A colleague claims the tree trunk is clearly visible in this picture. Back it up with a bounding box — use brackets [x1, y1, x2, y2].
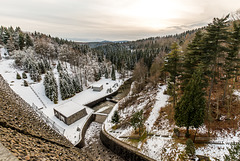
[194, 128, 198, 143]
[186, 126, 190, 138]
[222, 79, 228, 103]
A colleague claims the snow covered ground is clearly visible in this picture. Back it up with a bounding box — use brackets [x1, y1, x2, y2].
[0, 47, 125, 144]
[104, 82, 240, 160]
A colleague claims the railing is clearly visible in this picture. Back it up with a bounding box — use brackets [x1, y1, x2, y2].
[32, 103, 65, 135]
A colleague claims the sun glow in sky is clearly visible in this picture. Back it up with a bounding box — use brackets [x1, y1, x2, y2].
[0, 0, 239, 41]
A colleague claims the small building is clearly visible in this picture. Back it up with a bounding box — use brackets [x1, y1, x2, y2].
[92, 84, 103, 92]
[54, 101, 87, 125]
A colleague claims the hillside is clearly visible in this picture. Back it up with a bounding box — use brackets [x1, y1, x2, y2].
[0, 74, 90, 160]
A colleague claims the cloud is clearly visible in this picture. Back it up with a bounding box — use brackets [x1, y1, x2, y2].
[0, 0, 239, 41]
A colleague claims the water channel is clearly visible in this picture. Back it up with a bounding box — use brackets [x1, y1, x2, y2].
[81, 79, 132, 160]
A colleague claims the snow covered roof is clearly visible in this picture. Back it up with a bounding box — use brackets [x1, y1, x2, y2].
[92, 84, 103, 88]
[54, 101, 87, 117]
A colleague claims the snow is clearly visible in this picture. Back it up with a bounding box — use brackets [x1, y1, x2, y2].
[0, 48, 126, 145]
[54, 101, 86, 117]
[144, 85, 169, 132]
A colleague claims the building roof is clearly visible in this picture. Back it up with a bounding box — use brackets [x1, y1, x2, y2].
[92, 84, 103, 88]
[54, 101, 87, 117]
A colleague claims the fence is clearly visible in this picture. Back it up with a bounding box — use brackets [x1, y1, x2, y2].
[32, 103, 65, 135]
[0, 74, 65, 137]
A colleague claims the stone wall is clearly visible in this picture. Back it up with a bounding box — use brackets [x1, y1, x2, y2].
[100, 125, 155, 161]
[0, 75, 91, 160]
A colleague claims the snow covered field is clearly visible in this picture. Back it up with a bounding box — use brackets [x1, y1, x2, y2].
[0, 47, 125, 144]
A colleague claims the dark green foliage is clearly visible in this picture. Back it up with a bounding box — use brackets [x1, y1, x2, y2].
[164, 42, 181, 108]
[25, 34, 33, 47]
[16, 72, 21, 79]
[18, 32, 25, 50]
[131, 110, 144, 136]
[23, 80, 28, 87]
[59, 71, 76, 100]
[185, 139, 195, 157]
[44, 71, 58, 104]
[22, 72, 27, 79]
[94, 68, 101, 81]
[72, 75, 82, 93]
[57, 61, 63, 72]
[111, 65, 116, 80]
[175, 68, 206, 136]
[224, 142, 240, 161]
[105, 67, 109, 79]
[182, 31, 206, 89]
[111, 111, 119, 124]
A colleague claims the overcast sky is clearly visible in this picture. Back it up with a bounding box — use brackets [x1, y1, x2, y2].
[0, 0, 239, 41]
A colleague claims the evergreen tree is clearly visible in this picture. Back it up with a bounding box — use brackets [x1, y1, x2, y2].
[25, 34, 33, 48]
[222, 22, 240, 116]
[23, 80, 28, 87]
[131, 110, 144, 136]
[105, 67, 109, 79]
[16, 72, 21, 79]
[57, 61, 63, 72]
[18, 32, 25, 50]
[204, 15, 230, 117]
[44, 71, 58, 104]
[111, 111, 119, 125]
[22, 72, 27, 79]
[164, 42, 181, 108]
[111, 65, 116, 80]
[175, 67, 206, 137]
[59, 71, 75, 100]
[72, 75, 82, 93]
[224, 142, 240, 161]
[185, 139, 195, 157]
[182, 31, 206, 90]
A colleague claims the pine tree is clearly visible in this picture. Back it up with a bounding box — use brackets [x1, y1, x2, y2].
[44, 71, 58, 103]
[175, 67, 206, 137]
[25, 34, 33, 48]
[23, 80, 28, 87]
[182, 31, 206, 90]
[18, 32, 25, 50]
[204, 15, 230, 118]
[111, 65, 116, 80]
[111, 111, 119, 125]
[164, 42, 181, 108]
[22, 72, 27, 79]
[105, 67, 109, 79]
[185, 139, 195, 157]
[222, 22, 240, 116]
[16, 72, 21, 79]
[131, 110, 144, 136]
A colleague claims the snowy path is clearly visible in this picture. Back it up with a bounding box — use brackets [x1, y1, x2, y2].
[144, 85, 169, 132]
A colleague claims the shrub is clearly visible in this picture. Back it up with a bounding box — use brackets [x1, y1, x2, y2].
[22, 72, 27, 79]
[16, 72, 21, 79]
[24, 80, 28, 87]
[185, 139, 195, 157]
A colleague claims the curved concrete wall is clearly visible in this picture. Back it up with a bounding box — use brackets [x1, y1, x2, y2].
[100, 126, 155, 161]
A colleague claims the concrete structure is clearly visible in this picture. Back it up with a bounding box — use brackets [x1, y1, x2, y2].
[92, 84, 103, 92]
[54, 101, 87, 125]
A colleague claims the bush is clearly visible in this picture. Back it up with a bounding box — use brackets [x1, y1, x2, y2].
[185, 139, 195, 157]
[22, 72, 27, 79]
[16, 72, 21, 79]
[111, 111, 119, 124]
[224, 142, 240, 161]
[24, 80, 28, 87]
